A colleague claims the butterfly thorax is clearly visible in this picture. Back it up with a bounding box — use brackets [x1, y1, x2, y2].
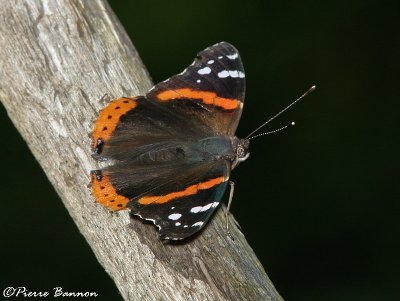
[194, 136, 249, 168]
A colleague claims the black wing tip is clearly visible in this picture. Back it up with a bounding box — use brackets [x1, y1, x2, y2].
[159, 232, 199, 243]
[214, 41, 235, 48]
[199, 41, 239, 55]
[208, 41, 238, 52]
[130, 211, 203, 242]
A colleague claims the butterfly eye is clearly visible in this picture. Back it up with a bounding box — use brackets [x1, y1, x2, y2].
[237, 146, 245, 158]
[235, 142, 250, 164]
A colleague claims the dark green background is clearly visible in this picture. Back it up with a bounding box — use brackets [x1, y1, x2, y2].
[1, 0, 399, 300]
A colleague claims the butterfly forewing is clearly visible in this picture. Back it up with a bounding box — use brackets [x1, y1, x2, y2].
[146, 41, 245, 136]
[129, 161, 230, 240]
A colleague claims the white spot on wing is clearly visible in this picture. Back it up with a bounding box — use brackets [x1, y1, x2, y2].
[218, 70, 229, 78]
[190, 203, 214, 213]
[218, 70, 245, 78]
[218, 56, 223, 59]
[201, 203, 212, 212]
[212, 202, 219, 208]
[135, 213, 160, 229]
[229, 70, 239, 77]
[175, 222, 181, 226]
[190, 206, 202, 213]
[168, 213, 182, 220]
[198, 67, 212, 74]
[207, 60, 214, 64]
[192, 221, 204, 227]
[227, 53, 238, 59]
[196, 79, 201, 83]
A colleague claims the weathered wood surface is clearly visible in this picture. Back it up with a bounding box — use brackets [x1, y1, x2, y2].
[0, 1, 284, 300]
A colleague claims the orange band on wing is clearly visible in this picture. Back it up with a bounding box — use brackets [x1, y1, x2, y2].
[91, 172, 129, 211]
[92, 97, 137, 150]
[138, 176, 225, 205]
[157, 88, 239, 110]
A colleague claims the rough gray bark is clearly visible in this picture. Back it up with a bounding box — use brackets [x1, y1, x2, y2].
[0, 1, 284, 300]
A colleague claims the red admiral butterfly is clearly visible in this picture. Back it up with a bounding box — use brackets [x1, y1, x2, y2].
[90, 42, 314, 241]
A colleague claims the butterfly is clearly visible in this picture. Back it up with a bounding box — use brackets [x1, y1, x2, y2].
[90, 42, 249, 241]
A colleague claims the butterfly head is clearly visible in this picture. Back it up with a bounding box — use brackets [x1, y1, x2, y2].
[232, 138, 250, 169]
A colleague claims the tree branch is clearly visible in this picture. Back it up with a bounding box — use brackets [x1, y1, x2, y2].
[0, 1, 283, 300]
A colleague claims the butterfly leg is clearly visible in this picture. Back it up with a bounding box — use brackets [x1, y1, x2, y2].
[225, 181, 235, 239]
[98, 93, 111, 104]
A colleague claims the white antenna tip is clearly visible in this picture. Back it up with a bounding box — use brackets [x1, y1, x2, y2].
[291, 121, 295, 126]
[245, 84, 316, 139]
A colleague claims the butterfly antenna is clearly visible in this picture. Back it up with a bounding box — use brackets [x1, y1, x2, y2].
[248, 121, 295, 140]
[245, 85, 316, 139]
